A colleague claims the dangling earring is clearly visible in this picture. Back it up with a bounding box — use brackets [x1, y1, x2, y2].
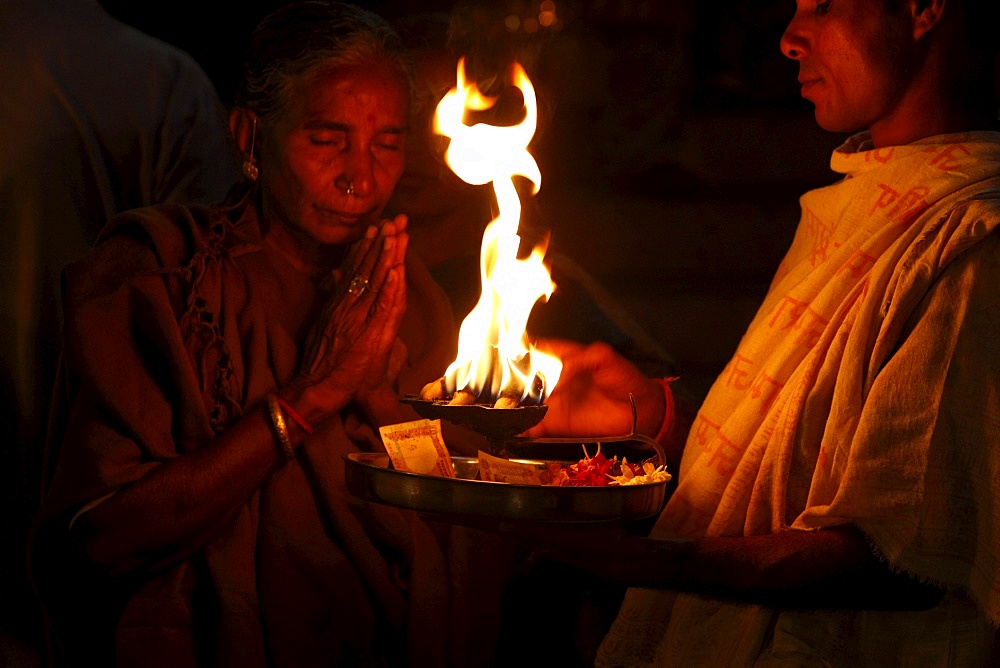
[242, 117, 259, 182]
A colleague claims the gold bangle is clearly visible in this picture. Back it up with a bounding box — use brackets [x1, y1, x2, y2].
[265, 393, 295, 462]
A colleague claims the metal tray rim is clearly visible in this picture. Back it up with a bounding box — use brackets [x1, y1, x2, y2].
[344, 452, 668, 523]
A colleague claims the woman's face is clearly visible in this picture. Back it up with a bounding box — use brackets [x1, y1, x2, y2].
[260, 59, 409, 246]
[780, 0, 916, 141]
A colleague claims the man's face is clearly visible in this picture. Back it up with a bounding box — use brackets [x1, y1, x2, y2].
[781, 0, 917, 139]
[260, 60, 409, 246]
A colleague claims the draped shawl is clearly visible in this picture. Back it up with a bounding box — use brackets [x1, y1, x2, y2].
[30, 196, 506, 667]
[599, 132, 1000, 666]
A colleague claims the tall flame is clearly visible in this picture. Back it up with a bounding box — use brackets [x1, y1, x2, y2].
[433, 58, 562, 405]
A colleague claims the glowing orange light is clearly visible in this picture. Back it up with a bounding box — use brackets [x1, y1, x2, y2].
[432, 57, 562, 406]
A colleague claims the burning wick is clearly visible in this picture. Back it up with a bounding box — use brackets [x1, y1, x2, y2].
[419, 57, 562, 408]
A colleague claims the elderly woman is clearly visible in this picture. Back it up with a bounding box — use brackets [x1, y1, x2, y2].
[29, 3, 506, 666]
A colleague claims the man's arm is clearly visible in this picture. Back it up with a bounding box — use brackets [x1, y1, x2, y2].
[522, 523, 943, 611]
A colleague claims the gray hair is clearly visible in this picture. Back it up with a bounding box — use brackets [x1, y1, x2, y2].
[235, 1, 414, 123]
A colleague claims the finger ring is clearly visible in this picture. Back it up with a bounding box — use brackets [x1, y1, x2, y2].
[348, 275, 368, 296]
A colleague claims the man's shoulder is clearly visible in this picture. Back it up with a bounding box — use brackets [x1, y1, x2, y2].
[937, 178, 1000, 240]
[960, 185, 1000, 215]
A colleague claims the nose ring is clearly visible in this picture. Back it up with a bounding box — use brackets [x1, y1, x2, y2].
[345, 181, 355, 196]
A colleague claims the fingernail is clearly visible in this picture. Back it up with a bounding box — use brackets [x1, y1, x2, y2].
[366, 225, 377, 238]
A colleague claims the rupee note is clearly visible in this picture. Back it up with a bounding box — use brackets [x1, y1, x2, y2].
[379, 419, 455, 478]
[477, 450, 542, 485]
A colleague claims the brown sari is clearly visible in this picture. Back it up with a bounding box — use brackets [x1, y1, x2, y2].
[31, 193, 506, 667]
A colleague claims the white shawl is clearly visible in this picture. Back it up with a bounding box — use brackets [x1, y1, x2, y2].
[599, 132, 1000, 666]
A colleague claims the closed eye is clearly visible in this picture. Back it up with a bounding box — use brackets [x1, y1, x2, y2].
[310, 131, 347, 147]
[374, 132, 405, 152]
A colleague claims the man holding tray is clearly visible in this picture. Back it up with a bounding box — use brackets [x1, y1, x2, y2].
[522, 0, 1000, 664]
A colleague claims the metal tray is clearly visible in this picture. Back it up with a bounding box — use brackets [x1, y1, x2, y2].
[343, 443, 668, 523]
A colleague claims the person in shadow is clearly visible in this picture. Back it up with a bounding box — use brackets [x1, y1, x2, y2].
[0, 0, 240, 662]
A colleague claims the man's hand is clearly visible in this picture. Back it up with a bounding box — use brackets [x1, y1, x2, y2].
[524, 340, 666, 438]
